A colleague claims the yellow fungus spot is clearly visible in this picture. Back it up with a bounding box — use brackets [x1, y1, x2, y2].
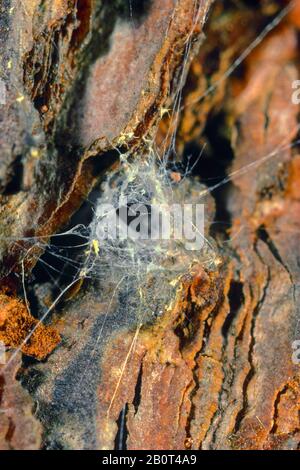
[118, 131, 135, 146]
[80, 268, 87, 277]
[30, 148, 39, 158]
[92, 239, 100, 256]
[160, 107, 171, 119]
[214, 257, 223, 267]
[16, 95, 25, 103]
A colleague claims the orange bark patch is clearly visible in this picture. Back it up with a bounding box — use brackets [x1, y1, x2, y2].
[287, 155, 300, 200]
[0, 293, 60, 360]
[287, 0, 300, 29]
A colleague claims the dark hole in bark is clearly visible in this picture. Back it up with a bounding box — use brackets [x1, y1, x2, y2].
[121, 0, 153, 23]
[3, 155, 23, 195]
[115, 403, 129, 450]
[29, 150, 120, 312]
[132, 362, 143, 414]
[183, 112, 234, 239]
[222, 280, 244, 338]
